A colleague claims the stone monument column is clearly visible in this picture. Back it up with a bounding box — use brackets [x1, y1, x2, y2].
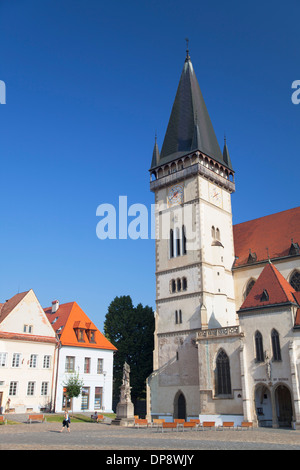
[112, 362, 135, 426]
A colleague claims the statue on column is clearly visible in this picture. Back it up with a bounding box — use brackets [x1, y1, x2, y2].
[112, 361, 135, 426]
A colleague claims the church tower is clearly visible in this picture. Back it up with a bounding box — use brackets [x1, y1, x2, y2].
[148, 48, 237, 420]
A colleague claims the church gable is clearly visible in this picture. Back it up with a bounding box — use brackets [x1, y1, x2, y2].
[239, 262, 296, 311]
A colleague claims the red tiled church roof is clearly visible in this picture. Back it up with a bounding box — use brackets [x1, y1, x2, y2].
[233, 207, 300, 267]
[44, 301, 117, 351]
[239, 261, 297, 311]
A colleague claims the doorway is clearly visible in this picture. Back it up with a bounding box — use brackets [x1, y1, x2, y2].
[275, 385, 293, 428]
[174, 391, 186, 420]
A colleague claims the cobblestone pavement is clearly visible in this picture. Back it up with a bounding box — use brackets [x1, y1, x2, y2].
[1, 420, 300, 451]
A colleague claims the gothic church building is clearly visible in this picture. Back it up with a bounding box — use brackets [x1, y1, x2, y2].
[147, 49, 300, 429]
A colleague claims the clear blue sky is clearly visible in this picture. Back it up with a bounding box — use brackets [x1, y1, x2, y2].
[0, 0, 299, 331]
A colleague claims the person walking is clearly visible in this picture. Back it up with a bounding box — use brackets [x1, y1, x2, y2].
[60, 410, 71, 433]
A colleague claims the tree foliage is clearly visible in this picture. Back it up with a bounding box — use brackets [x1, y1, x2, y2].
[104, 295, 154, 404]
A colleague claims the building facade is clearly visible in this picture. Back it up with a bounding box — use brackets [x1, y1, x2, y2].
[147, 49, 300, 429]
[0, 290, 58, 414]
[44, 300, 116, 413]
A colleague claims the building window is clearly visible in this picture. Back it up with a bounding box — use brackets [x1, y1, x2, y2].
[0, 352, 7, 367]
[170, 229, 174, 258]
[175, 310, 182, 324]
[84, 357, 91, 373]
[29, 354, 38, 368]
[97, 358, 103, 374]
[182, 277, 187, 291]
[41, 382, 49, 396]
[65, 356, 75, 373]
[182, 225, 187, 254]
[12, 353, 21, 368]
[43, 355, 51, 369]
[244, 279, 256, 299]
[271, 329, 282, 361]
[176, 228, 181, 257]
[23, 325, 33, 333]
[27, 382, 35, 396]
[81, 387, 90, 410]
[177, 278, 181, 292]
[255, 331, 264, 362]
[9, 381, 18, 396]
[290, 270, 300, 291]
[171, 279, 176, 293]
[94, 387, 103, 409]
[215, 349, 232, 396]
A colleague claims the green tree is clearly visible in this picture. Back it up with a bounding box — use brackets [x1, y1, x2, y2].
[104, 296, 154, 405]
[63, 372, 83, 415]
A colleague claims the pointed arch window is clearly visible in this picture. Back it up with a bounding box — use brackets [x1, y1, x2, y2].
[255, 331, 264, 362]
[182, 225, 187, 255]
[244, 279, 256, 300]
[170, 229, 174, 258]
[271, 329, 281, 361]
[290, 270, 300, 291]
[215, 349, 232, 396]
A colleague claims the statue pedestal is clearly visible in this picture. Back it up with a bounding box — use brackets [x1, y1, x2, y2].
[111, 383, 135, 426]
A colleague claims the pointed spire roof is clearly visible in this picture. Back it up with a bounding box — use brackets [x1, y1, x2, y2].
[239, 262, 296, 311]
[151, 134, 160, 168]
[152, 51, 232, 170]
[223, 136, 233, 169]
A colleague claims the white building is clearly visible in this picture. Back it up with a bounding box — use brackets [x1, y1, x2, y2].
[44, 300, 116, 413]
[0, 290, 58, 414]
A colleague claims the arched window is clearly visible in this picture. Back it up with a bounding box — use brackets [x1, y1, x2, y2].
[211, 226, 215, 238]
[216, 228, 220, 241]
[176, 228, 181, 257]
[271, 329, 281, 361]
[175, 310, 178, 324]
[177, 278, 181, 292]
[215, 349, 232, 396]
[182, 277, 187, 291]
[245, 279, 256, 299]
[290, 270, 300, 291]
[170, 229, 174, 258]
[171, 280, 176, 293]
[255, 331, 264, 362]
[182, 225, 187, 255]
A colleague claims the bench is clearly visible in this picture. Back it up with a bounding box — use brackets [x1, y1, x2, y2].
[91, 414, 104, 423]
[28, 414, 46, 424]
[150, 418, 165, 428]
[218, 421, 235, 430]
[0, 416, 7, 425]
[201, 421, 216, 430]
[159, 422, 179, 432]
[182, 422, 196, 431]
[237, 421, 253, 430]
[134, 418, 149, 427]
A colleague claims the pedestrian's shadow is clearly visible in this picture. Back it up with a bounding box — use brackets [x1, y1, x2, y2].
[49, 430, 62, 433]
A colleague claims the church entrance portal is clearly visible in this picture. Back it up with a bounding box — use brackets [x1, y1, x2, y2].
[174, 392, 186, 420]
[275, 385, 293, 428]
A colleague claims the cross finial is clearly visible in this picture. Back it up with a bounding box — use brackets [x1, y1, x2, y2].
[185, 38, 190, 60]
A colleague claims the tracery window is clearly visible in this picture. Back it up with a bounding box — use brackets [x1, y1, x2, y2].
[255, 331, 264, 362]
[215, 349, 232, 396]
[290, 271, 300, 291]
[244, 279, 256, 299]
[271, 329, 281, 361]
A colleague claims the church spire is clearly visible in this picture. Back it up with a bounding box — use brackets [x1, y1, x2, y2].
[151, 133, 160, 168]
[152, 49, 233, 171]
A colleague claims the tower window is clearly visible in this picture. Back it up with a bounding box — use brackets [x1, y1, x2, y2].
[182, 225, 187, 254]
[170, 229, 174, 258]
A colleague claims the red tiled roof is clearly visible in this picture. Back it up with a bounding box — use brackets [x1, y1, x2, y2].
[44, 302, 117, 351]
[233, 207, 300, 267]
[239, 262, 296, 311]
[293, 292, 300, 327]
[0, 291, 30, 324]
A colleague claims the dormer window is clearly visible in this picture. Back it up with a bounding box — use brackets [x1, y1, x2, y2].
[289, 239, 300, 256]
[261, 289, 269, 302]
[73, 322, 86, 342]
[86, 329, 96, 343]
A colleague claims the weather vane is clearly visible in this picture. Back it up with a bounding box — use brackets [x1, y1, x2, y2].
[185, 38, 190, 60]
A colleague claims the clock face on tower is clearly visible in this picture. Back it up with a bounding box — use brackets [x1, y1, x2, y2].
[167, 184, 184, 207]
[209, 183, 222, 207]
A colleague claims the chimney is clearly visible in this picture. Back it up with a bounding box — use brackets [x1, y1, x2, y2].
[52, 300, 59, 313]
